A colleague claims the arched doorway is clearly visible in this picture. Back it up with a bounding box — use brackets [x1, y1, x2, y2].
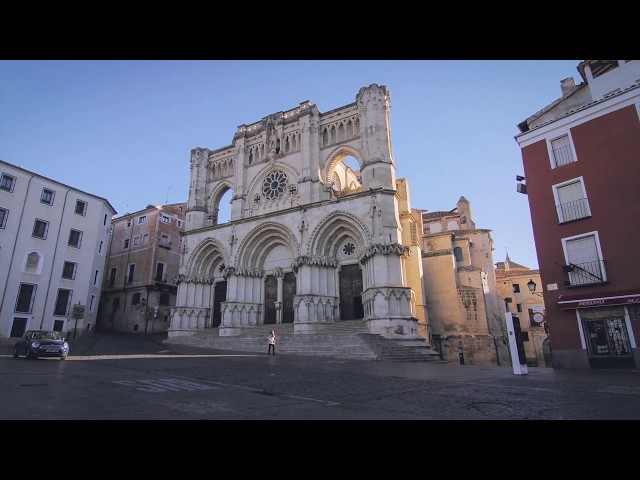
[339, 264, 363, 320]
[212, 281, 227, 328]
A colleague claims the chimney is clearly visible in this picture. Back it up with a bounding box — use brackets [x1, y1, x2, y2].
[560, 77, 576, 96]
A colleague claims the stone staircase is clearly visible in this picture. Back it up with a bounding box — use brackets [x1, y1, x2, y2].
[164, 320, 442, 362]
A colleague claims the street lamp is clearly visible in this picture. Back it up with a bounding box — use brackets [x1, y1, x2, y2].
[527, 279, 543, 296]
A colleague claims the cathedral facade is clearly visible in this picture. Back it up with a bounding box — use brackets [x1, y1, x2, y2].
[169, 84, 427, 339]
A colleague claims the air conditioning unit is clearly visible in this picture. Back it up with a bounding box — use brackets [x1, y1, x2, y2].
[516, 183, 527, 194]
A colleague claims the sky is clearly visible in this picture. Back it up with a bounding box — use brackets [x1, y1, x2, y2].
[0, 60, 584, 270]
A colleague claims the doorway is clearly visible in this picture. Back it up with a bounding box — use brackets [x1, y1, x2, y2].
[339, 264, 364, 320]
[212, 281, 227, 328]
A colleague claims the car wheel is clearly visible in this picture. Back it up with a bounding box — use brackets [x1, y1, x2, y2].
[25, 350, 35, 360]
[13, 347, 19, 358]
[59, 357, 66, 360]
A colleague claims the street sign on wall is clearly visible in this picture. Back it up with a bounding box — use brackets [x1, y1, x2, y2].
[72, 305, 85, 319]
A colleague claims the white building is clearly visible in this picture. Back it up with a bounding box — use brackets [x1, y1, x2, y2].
[0, 160, 116, 339]
[170, 84, 427, 338]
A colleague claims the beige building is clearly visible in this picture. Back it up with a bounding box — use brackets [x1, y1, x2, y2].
[421, 197, 510, 365]
[495, 255, 549, 367]
[99, 203, 186, 334]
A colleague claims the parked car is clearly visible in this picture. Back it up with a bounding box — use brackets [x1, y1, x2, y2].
[13, 330, 69, 360]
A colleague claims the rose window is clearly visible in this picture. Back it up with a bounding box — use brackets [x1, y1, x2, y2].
[343, 242, 356, 256]
[262, 171, 288, 200]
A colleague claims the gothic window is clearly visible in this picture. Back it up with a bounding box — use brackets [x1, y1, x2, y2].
[288, 185, 298, 196]
[253, 194, 261, 204]
[262, 171, 288, 200]
[218, 263, 225, 273]
[343, 242, 356, 256]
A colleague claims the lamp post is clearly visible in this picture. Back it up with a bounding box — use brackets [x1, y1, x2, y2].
[527, 279, 543, 296]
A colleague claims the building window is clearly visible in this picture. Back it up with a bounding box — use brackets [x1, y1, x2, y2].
[103, 214, 108, 226]
[133, 236, 140, 246]
[41, 188, 55, 205]
[99, 240, 104, 254]
[109, 267, 117, 287]
[54, 289, 72, 316]
[94, 269, 100, 286]
[132, 293, 141, 305]
[112, 297, 121, 309]
[160, 233, 170, 248]
[1, 173, 16, 192]
[142, 234, 149, 244]
[454, 247, 463, 262]
[159, 292, 170, 306]
[554, 178, 591, 223]
[32, 219, 49, 239]
[126, 219, 132, 228]
[161, 214, 170, 224]
[262, 170, 288, 200]
[138, 215, 147, 224]
[517, 303, 523, 312]
[62, 261, 77, 280]
[513, 284, 520, 293]
[177, 220, 182, 228]
[589, 60, 619, 79]
[123, 238, 130, 249]
[127, 264, 135, 283]
[68, 229, 83, 248]
[520, 332, 530, 342]
[75, 200, 87, 216]
[549, 134, 576, 168]
[90, 295, 96, 312]
[15, 283, 37, 313]
[563, 232, 606, 285]
[0, 207, 7, 229]
[155, 262, 166, 282]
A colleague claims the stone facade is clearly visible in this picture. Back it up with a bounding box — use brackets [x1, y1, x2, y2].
[495, 256, 549, 367]
[421, 197, 510, 365]
[170, 84, 425, 339]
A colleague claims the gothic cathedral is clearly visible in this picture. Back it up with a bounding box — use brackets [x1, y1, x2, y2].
[169, 84, 427, 339]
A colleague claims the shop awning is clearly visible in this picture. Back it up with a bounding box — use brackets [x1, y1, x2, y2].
[557, 289, 640, 309]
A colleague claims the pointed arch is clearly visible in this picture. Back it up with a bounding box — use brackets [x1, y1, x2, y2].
[323, 146, 363, 185]
[236, 221, 300, 269]
[184, 238, 230, 277]
[245, 162, 301, 205]
[308, 211, 371, 259]
[208, 180, 234, 225]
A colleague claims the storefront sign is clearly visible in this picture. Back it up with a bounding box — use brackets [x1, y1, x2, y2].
[558, 291, 640, 309]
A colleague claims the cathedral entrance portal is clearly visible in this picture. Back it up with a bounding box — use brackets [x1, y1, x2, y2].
[339, 264, 364, 321]
[212, 281, 227, 328]
[264, 272, 297, 324]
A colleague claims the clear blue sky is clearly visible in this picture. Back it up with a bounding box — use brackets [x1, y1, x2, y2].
[0, 60, 583, 269]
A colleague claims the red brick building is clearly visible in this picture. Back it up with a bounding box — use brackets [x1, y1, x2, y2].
[515, 60, 640, 369]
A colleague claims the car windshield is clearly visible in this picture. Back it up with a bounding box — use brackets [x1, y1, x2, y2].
[31, 331, 62, 340]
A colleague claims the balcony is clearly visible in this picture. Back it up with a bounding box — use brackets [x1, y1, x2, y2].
[563, 260, 606, 286]
[557, 198, 590, 223]
[552, 144, 575, 167]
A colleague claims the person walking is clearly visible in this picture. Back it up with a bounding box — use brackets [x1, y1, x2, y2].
[268, 330, 276, 355]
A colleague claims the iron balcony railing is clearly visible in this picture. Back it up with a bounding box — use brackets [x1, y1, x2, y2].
[556, 198, 590, 223]
[553, 144, 575, 167]
[563, 260, 606, 286]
